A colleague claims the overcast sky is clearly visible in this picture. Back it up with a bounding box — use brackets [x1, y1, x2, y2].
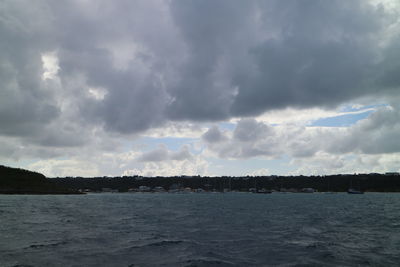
[1, 0, 400, 177]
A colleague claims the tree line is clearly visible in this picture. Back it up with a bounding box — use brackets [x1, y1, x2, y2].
[51, 173, 400, 192]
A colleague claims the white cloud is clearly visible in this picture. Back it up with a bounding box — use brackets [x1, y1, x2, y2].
[28, 159, 100, 177]
[129, 157, 209, 177]
[203, 105, 400, 163]
[249, 168, 270, 176]
[142, 122, 206, 139]
[41, 51, 60, 80]
[2, 0, 400, 177]
[246, 105, 378, 126]
[289, 152, 400, 175]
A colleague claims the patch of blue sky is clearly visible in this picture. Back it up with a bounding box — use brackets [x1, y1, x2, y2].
[339, 103, 388, 112]
[217, 122, 236, 131]
[311, 110, 374, 127]
[208, 155, 295, 176]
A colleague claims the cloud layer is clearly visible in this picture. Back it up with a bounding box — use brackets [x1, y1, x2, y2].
[3, 1, 400, 134]
[1, 0, 400, 176]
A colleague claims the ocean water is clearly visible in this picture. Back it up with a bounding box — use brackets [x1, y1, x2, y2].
[1, 193, 400, 267]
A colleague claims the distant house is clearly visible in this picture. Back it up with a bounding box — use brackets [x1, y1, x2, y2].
[385, 172, 400, 176]
[169, 183, 182, 190]
[138, 185, 151, 192]
[301, 188, 315, 193]
[154, 186, 166, 192]
[102, 188, 118, 193]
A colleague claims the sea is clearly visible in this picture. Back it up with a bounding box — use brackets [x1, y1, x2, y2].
[1, 192, 400, 267]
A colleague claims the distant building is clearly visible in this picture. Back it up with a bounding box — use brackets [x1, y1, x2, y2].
[169, 183, 181, 190]
[138, 186, 151, 192]
[385, 172, 400, 176]
[301, 188, 315, 193]
[102, 188, 118, 193]
[153, 186, 166, 192]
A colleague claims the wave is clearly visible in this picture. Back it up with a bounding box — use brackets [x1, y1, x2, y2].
[183, 258, 236, 267]
[25, 241, 67, 249]
[147, 240, 183, 247]
[128, 239, 184, 249]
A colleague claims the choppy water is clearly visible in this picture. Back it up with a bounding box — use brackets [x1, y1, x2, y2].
[1, 193, 400, 266]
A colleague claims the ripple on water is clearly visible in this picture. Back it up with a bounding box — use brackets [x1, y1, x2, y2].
[1, 193, 400, 266]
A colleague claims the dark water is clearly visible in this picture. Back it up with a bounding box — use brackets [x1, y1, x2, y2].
[1, 193, 400, 267]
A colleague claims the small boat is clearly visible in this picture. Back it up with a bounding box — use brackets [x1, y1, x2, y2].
[256, 188, 272, 194]
[348, 179, 364, 194]
[347, 188, 364, 194]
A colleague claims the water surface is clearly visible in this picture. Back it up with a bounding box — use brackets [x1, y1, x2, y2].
[1, 193, 399, 266]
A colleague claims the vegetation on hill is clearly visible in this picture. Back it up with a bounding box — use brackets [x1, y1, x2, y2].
[0, 165, 80, 194]
[2, 164, 400, 194]
[52, 173, 400, 193]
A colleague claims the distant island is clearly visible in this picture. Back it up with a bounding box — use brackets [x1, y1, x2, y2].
[2, 164, 400, 194]
[0, 165, 81, 194]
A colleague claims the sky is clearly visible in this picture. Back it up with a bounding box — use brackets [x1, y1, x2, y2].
[1, 0, 400, 177]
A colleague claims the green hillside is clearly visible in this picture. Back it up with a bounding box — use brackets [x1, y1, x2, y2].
[0, 165, 80, 194]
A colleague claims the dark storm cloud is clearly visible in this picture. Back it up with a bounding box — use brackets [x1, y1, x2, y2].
[1, 0, 399, 140]
[0, 1, 59, 137]
[377, 35, 400, 91]
[230, 0, 385, 115]
[167, 0, 396, 119]
[50, 0, 174, 134]
[165, 0, 256, 121]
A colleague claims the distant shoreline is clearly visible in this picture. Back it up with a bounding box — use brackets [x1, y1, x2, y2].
[2, 165, 400, 195]
[51, 173, 400, 194]
[0, 191, 83, 195]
